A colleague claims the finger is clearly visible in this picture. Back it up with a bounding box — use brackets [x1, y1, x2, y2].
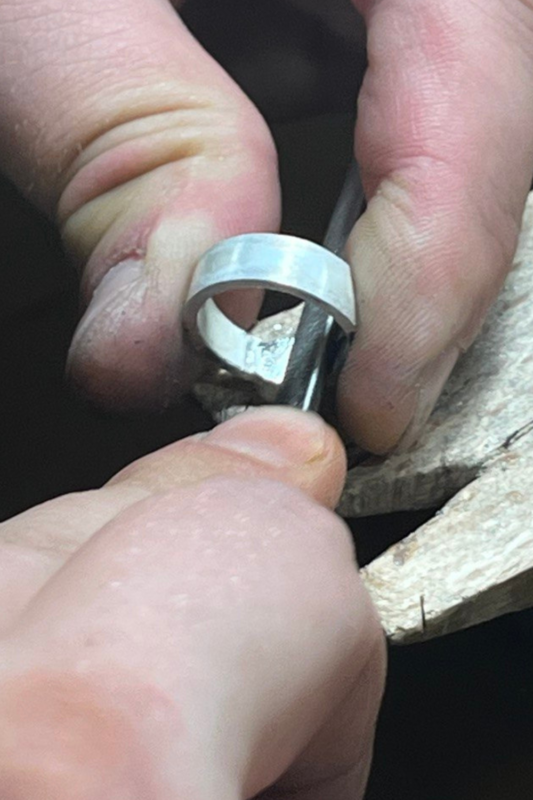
[0, 0, 279, 410]
[258, 648, 385, 800]
[0, 480, 382, 799]
[340, 0, 533, 452]
[0, 407, 346, 630]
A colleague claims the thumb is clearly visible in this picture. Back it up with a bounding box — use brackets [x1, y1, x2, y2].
[0, 410, 382, 800]
[0, 406, 347, 630]
[0, 0, 280, 410]
[340, 0, 533, 453]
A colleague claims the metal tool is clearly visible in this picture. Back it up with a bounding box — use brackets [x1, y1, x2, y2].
[275, 161, 365, 411]
[183, 161, 365, 420]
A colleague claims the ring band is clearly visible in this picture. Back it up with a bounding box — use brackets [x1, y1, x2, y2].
[183, 233, 356, 388]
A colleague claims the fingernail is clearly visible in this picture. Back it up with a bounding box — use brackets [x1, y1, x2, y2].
[204, 406, 329, 468]
[394, 345, 460, 453]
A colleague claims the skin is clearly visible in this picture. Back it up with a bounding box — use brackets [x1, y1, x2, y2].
[2, 0, 533, 450]
[1, 0, 532, 793]
[0, 407, 385, 799]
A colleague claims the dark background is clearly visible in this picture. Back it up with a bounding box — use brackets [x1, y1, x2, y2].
[1, 1, 532, 796]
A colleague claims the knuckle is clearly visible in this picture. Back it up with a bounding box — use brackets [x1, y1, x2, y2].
[58, 94, 278, 272]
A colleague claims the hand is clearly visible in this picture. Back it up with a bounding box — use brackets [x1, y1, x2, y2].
[0, 407, 385, 799]
[2, 0, 532, 452]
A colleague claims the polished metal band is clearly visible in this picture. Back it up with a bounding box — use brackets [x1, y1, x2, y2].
[183, 233, 356, 389]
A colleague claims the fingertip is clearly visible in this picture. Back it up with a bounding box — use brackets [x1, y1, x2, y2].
[338, 335, 460, 454]
[335, 167, 490, 455]
[205, 407, 333, 467]
[204, 406, 347, 507]
[337, 372, 416, 455]
[66, 256, 196, 412]
[109, 406, 347, 509]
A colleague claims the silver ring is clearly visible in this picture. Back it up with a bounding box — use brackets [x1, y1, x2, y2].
[183, 233, 356, 388]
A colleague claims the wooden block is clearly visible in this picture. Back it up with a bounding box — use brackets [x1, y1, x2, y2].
[362, 427, 533, 644]
[339, 193, 533, 517]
